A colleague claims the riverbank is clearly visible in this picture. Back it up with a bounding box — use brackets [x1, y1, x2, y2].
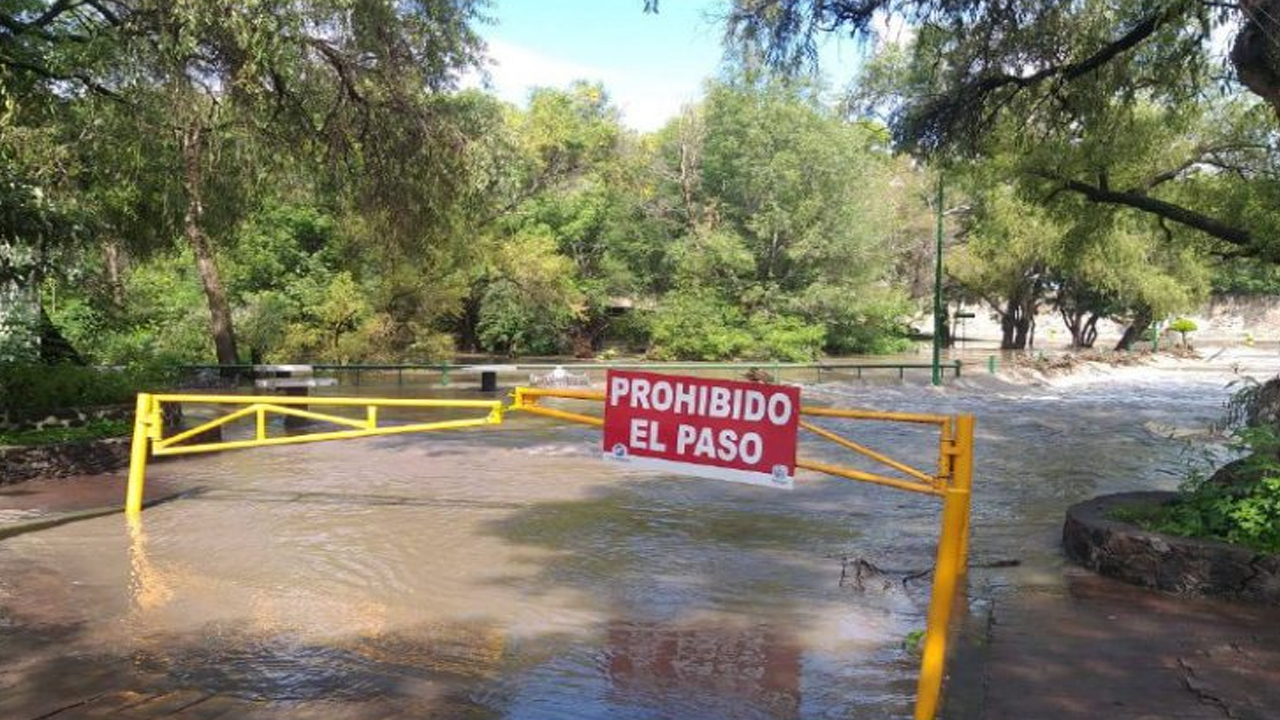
[964, 343, 1275, 390]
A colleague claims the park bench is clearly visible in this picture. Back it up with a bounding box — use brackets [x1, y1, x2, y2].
[253, 367, 338, 428]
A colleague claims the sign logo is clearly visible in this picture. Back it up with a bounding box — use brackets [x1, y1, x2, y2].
[602, 370, 800, 489]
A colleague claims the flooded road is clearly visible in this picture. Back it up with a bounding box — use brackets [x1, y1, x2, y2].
[0, 364, 1248, 719]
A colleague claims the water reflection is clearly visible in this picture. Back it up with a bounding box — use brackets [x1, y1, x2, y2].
[605, 622, 802, 719]
[127, 513, 173, 614]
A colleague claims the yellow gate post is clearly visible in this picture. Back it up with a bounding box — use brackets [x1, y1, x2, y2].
[125, 392, 152, 515]
[914, 414, 974, 720]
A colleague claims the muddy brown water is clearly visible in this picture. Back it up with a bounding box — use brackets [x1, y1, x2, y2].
[0, 371, 1242, 719]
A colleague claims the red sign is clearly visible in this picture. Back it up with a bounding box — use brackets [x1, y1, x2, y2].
[602, 370, 800, 489]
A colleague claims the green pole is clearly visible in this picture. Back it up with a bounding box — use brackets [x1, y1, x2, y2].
[931, 174, 944, 386]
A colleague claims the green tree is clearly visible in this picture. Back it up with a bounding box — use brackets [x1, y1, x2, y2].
[459, 83, 667, 357]
[1169, 317, 1198, 347]
[2, 1, 486, 365]
[725, 1, 1280, 262]
[949, 163, 1211, 351]
[948, 187, 1055, 350]
[0, 93, 92, 361]
[652, 78, 914, 358]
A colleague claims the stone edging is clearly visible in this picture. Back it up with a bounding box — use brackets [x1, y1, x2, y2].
[0, 404, 132, 433]
[0, 437, 131, 486]
[1063, 491, 1280, 605]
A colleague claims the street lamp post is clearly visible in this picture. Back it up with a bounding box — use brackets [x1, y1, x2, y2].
[931, 174, 944, 387]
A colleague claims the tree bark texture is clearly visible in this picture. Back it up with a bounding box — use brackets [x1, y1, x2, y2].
[1233, 0, 1280, 124]
[1114, 306, 1154, 351]
[181, 123, 239, 366]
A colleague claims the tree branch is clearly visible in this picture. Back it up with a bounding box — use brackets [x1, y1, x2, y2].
[0, 0, 115, 40]
[958, 8, 1174, 97]
[0, 50, 127, 103]
[303, 37, 367, 106]
[1138, 142, 1276, 190]
[909, 6, 1179, 148]
[1041, 172, 1256, 251]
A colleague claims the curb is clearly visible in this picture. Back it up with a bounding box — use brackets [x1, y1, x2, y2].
[0, 490, 193, 541]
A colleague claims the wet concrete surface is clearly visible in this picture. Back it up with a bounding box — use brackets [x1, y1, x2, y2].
[0, 474, 188, 539]
[0, 474, 154, 520]
[981, 567, 1280, 720]
[0, 357, 1272, 719]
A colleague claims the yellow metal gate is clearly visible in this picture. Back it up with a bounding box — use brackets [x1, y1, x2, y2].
[123, 387, 973, 720]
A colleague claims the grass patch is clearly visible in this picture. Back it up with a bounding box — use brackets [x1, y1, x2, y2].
[0, 419, 132, 447]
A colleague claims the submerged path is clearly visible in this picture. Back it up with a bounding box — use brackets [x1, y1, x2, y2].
[977, 567, 1280, 720]
[1, 357, 1276, 719]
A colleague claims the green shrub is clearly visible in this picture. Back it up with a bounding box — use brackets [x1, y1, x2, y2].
[0, 364, 169, 417]
[476, 280, 573, 357]
[1119, 427, 1280, 554]
[745, 314, 824, 361]
[814, 291, 914, 355]
[0, 418, 132, 446]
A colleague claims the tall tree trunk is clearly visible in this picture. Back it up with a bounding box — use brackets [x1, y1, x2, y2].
[181, 123, 238, 366]
[999, 303, 1018, 349]
[103, 239, 125, 306]
[1080, 314, 1100, 348]
[1001, 292, 1035, 350]
[1061, 307, 1100, 349]
[1001, 301, 1031, 349]
[456, 282, 484, 352]
[1061, 306, 1082, 348]
[1233, 1, 1280, 124]
[1115, 306, 1153, 351]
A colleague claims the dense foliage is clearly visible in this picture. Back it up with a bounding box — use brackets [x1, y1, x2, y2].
[2, 1, 1276, 366]
[6, 60, 931, 362]
[723, 0, 1280, 351]
[728, 0, 1280, 258]
[0, 364, 168, 417]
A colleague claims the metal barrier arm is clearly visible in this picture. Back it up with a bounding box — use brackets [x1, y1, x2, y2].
[125, 393, 504, 514]
[798, 420, 941, 496]
[509, 387, 605, 427]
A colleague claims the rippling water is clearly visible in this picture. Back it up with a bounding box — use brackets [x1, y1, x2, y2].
[0, 366, 1244, 719]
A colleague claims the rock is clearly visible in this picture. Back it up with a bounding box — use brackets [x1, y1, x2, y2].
[1207, 456, 1270, 495]
[0, 438, 131, 486]
[1063, 491, 1280, 605]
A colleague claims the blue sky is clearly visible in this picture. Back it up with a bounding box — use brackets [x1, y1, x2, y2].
[474, 1, 875, 131]
[476, 1, 727, 131]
